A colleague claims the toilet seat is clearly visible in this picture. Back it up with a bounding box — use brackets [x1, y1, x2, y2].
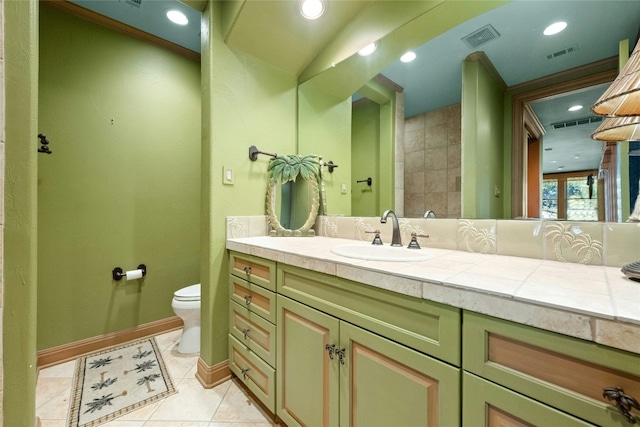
[174, 283, 200, 302]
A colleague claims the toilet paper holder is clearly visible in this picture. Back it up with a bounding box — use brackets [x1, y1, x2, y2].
[112, 264, 147, 281]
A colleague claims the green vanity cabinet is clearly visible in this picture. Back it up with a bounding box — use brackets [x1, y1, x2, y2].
[463, 311, 640, 426]
[277, 294, 461, 427]
[463, 372, 594, 427]
[228, 252, 278, 412]
[277, 263, 461, 366]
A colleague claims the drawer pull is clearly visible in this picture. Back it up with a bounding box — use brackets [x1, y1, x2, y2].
[243, 266, 252, 276]
[242, 328, 251, 340]
[325, 344, 336, 359]
[244, 294, 252, 305]
[603, 387, 640, 424]
[336, 348, 347, 365]
[241, 368, 250, 380]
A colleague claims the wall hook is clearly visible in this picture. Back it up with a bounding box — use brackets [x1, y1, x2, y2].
[249, 145, 277, 161]
[357, 177, 372, 186]
[38, 133, 52, 154]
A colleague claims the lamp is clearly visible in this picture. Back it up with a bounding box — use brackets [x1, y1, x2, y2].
[590, 115, 640, 141]
[591, 38, 640, 117]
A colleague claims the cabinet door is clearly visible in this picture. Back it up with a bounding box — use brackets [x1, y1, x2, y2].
[340, 321, 460, 427]
[463, 372, 594, 427]
[277, 295, 340, 427]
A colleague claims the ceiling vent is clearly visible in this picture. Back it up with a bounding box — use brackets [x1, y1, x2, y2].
[126, 0, 142, 7]
[551, 115, 603, 130]
[461, 24, 500, 49]
[546, 44, 578, 60]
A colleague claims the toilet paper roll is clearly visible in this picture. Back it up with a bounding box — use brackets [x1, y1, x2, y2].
[125, 269, 144, 281]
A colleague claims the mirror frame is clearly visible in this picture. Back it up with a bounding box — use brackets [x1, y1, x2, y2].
[266, 176, 320, 237]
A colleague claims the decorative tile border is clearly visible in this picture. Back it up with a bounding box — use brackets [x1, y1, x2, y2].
[229, 215, 640, 268]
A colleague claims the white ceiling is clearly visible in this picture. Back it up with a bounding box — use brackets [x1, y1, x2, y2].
[66, 0, 640, 174]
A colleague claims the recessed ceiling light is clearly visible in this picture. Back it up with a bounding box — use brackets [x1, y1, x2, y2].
[358, 42, 377, 57]
[568, 105, 583, 111]
[400, 51, 416, 63]
[166, 10, 188, 26]
[544, 21, 567, 36]
[300, 0, 324, 20]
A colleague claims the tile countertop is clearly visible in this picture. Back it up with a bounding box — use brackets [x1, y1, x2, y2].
[227, 236, 640, 356]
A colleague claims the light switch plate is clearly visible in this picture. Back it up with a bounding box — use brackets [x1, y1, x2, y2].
[223, 166, 234, 185]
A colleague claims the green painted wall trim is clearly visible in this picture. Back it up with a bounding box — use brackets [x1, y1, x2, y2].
[202, 0, 298, 365]
[37, 4, 201, 350]
[4, 0, 39, 424]
[461, 56, 506, 218]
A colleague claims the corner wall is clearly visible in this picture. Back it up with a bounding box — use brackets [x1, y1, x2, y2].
[4, 0, 38, 424]
[462, 55, 506, 219]
[201, 1, 298, 366]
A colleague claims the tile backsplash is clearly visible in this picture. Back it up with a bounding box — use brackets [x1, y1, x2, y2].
[227, 215, 640, 268]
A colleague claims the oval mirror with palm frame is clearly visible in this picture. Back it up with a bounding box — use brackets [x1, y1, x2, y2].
[266, 154, 320, 237]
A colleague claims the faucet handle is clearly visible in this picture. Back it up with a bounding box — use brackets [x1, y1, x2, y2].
[407, 232, 429, 249]
[365, 230, 384, 245]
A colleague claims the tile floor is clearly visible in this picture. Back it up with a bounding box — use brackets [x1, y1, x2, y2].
[36, 329, 278, 427]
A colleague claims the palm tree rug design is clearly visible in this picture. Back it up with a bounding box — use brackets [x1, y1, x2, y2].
[67, 338, 176, 427]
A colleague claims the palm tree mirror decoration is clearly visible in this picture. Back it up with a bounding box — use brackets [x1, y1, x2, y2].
[266, 154, 321, 237]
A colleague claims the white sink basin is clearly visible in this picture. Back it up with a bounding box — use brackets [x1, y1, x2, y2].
[330, 243, 434, 262]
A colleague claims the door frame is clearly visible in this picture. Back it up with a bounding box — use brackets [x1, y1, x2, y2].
[510, 58, 618, 218]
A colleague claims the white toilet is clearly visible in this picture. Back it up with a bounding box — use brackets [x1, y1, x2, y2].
[171, 283, 201, 354]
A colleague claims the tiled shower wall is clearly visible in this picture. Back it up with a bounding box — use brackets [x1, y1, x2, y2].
[403, 104, 461, 218]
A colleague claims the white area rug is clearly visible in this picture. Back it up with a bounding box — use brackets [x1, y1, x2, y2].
[67, 337, 176, 427]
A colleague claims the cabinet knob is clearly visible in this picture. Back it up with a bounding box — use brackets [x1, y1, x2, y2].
[244, 294, 252, 305]
[603, 387, 639, 424]
[243, 266, 252, 276]
[337, 348, 347, 365]
[242, 328, 251, 340]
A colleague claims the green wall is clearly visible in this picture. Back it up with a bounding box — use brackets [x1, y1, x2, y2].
[461, 56, 506, 219]
[37, 4, 201, 349]
[201, 1, 298, 365]
[4, 1, 39, 424]
[298, 80, 353, 215]
[352, 101, 381, 216]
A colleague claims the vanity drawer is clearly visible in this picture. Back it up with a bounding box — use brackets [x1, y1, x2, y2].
[229, 252, 276, 291]
[463, 372, 593, 427]
[229, 300, 276, 368]
[277, 264, 461, 366]
[463, 311, 640, 426]
[229, 334, 275, 412]
[229, 275, 276, 324]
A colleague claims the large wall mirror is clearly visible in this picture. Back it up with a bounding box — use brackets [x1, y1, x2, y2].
[299, 0, 640, 222]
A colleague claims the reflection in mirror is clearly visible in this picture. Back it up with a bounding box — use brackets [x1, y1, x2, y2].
[530, 84, 609, 221]
[374, 1, 640, 221]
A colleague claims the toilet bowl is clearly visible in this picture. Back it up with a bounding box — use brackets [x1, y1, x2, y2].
[171, 283, 201, 354]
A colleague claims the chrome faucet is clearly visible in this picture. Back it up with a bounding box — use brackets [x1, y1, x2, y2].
[424, 210, 436, 218]
[380, 209, 402, 246]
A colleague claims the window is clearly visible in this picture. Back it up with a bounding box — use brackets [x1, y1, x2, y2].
[541, 171, 598, 220]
